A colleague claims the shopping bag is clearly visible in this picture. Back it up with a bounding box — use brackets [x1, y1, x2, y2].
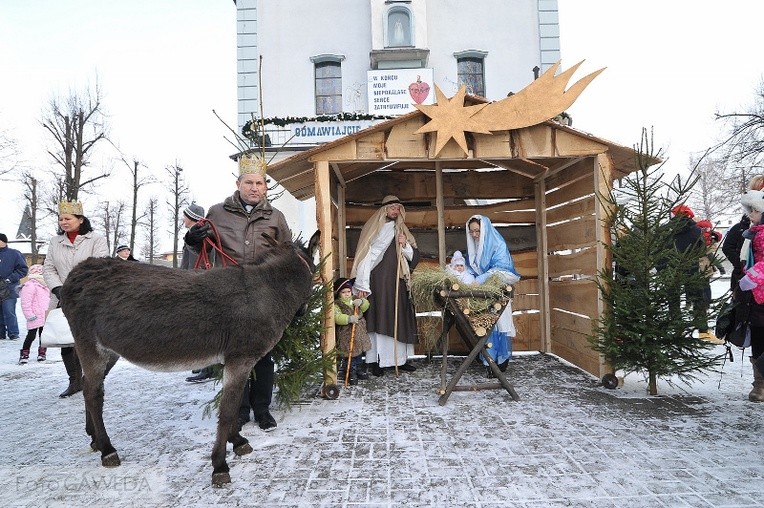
[40, 308, 75, 347]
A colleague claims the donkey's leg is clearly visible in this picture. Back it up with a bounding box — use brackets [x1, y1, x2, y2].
[86, 353, 120, 452]
[211, 359, 254, 487]
[80, 346, 121, 467]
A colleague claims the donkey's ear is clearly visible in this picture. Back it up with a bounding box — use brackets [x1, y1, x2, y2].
[261, 232, 279, 247]
[308, 230, 320, 258]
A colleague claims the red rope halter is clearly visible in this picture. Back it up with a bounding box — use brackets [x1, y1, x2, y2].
[193, 218, 239, 270]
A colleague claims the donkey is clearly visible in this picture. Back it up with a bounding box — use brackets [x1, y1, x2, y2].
[60, 231, 319, 487]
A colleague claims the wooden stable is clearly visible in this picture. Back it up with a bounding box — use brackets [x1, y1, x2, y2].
[266, 95, 646, 395]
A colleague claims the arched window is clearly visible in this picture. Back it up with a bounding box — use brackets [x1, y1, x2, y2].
[386, 7, 412, 47]
[311, 54, 345, 115]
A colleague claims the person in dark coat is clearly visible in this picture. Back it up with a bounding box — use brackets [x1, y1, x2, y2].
[184, 156, 290, 431]
[668, 205, 712, 340]
[0, 233, 28, 341]
[115, 245, 137, 261]
[350, 195, 420, 376]
[180, 203, 205, 270]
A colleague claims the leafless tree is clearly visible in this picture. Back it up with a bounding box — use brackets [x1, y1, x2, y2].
[97, 200, 127, 255]
[41, 81, 110, 200]
[142, 197, 160, 264]
[165, 163, 189, 268]
[687, 154, 737, 224]
[0, 122, 20, 179]
[714, 80, 764, 185]
[18, 170, 43, 263]
[117, 156, 154, 253]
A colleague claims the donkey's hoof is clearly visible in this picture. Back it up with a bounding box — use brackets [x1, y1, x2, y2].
[101, 452, 121, 467]
[233, 442, 253, 456]
[211, 471, 231, 487]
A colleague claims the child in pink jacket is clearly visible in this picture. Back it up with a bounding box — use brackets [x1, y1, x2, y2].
[19, 264, 51, 364]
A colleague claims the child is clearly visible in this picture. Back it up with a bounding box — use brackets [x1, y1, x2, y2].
[333, 277, 371, 385]
[19, 264, 51, 364]
[446, 250, 476, 284]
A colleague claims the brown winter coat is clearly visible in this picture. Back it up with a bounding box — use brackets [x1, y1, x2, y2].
[205, 191, 291, 266]
[335, 299, 371, 355]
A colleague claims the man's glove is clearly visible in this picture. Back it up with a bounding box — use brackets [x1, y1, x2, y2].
[348, 315, 360, 324]
[184, 223, 210, 247]
[475, 272, 491, 284]
[740, 274, 757, 291]
[51, 286, 62, 300]
[352, 298, 363, 308]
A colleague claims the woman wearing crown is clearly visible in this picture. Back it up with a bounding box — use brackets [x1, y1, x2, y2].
[43, 201, 109, 397]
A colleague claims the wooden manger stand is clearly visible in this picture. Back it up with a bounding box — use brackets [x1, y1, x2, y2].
[434, 284, 520, 405]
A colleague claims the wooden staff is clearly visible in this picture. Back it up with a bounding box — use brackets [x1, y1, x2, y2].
[344, 305, 359, 387]
[392, 231, 402, 377]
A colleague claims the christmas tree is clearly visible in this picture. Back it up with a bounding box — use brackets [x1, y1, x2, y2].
[591, 129, 724, 395]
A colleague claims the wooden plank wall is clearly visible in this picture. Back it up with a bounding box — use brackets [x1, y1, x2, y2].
[544, 158, 602, 376]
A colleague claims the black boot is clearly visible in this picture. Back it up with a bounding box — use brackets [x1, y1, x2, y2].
[59, 347, 82, 398]
[370, 362, 384, 377]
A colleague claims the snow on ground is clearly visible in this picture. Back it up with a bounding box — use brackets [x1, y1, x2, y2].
[0, 277, 762, 507]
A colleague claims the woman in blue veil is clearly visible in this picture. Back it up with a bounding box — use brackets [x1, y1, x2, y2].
[465, 215, 521, 371]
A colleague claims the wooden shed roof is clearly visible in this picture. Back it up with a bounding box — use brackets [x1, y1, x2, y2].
[266, 106, 651, 202]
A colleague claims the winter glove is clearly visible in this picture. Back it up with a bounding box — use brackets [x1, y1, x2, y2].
[28, 315, 38, 322]
[740, 274, 757, 291]
[184, 223, 210, 247]
[347, 315, 360, 324]
[352, 298, 363, 308]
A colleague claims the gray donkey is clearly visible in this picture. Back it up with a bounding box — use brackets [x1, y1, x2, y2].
[61, 231, 319, 487]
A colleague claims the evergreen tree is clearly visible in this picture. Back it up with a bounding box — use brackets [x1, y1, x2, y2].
[591, 129, 724, 395]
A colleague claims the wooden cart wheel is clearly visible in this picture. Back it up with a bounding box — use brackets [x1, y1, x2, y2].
[601, 373, 619, 390]
[323, 384, 340, 400]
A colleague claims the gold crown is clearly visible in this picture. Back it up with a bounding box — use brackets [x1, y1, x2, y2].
[58, 201, 83, 215]
[238, 154, 267, 177]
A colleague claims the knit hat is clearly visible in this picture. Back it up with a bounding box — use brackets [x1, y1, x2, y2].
[671, 204, 695, 218]
[28, 264, 43, 275]
[333, 277, 354, 296]
[116, 245, 130, 253]
[741, 190, 764, 213]
[696, 219, 712, 229]
[183, 203, 205, 221]
[0, 233, 7, 243]
[450, 250, 466, 267]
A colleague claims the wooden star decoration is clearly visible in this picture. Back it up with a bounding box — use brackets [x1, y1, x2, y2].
[415, 85, 490, 156]
[414, 61, 604, 157]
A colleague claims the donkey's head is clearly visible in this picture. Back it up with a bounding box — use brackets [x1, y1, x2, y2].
[261, 230, 320, 317]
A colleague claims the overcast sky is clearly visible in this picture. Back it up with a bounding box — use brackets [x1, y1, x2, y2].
[2, 0, 763, 245]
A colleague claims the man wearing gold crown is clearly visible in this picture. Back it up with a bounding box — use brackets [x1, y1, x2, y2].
[184, 154, 290, 431]
[44, 201, 109, 397]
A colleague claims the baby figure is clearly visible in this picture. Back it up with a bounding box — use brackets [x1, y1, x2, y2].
[447, 250, 476, 284]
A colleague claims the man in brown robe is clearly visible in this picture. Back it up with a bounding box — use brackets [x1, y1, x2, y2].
[351, 195, 420, 375]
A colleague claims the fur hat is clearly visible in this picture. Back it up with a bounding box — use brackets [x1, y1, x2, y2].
[0, 233, 7, 244]
[333, 277, 354, 296]
[116, 245, 130, 253]
[58, 201, 83, 216]
[741, 190, 764, 213]
[671, 204, 694, 218]
[183, 203, 205, 221]
[450, 250, 466, 267]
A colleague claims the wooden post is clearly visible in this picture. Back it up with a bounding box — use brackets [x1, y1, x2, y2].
[435, 161, 446, 267]
[594, 153, 614, 380]
[337, 184, 347, 277]
[315, 160, 337, 392]
[535, 177, 551, 353]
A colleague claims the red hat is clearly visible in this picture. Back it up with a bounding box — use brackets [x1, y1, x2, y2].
[671, 204, 695, 219]
[696, 219, 712, 229]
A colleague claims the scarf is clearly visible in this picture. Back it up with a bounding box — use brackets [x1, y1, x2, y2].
[350, 203, 417, 284]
